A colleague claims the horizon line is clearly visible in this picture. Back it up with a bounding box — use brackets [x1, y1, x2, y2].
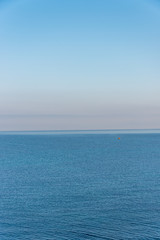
[1, 128, 160, 134]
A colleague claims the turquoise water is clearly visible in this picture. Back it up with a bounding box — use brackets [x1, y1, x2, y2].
[1, 132, 160, 239]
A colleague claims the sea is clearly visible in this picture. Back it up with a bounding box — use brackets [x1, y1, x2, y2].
[1, 130, 160, 240]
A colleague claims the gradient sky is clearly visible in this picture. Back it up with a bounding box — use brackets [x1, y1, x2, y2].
[0, 0, 160, 130]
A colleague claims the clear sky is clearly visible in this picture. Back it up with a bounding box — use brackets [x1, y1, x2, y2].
[0, 0, 160, 130]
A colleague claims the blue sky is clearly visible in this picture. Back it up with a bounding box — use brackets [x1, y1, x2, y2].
[0, 0, 160, 130]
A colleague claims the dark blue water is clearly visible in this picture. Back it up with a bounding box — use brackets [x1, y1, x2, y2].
[1, 133, 160, 239]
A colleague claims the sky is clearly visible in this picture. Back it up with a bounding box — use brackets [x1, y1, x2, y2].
[0, 0, 160, 131]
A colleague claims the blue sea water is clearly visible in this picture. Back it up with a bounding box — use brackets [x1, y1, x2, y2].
[1, 131, 160, 239]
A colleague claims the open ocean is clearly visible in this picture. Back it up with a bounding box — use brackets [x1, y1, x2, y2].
[1, 130, 160, 240]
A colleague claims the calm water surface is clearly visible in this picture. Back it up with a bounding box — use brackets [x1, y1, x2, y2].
[1, 133, 160, 239]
